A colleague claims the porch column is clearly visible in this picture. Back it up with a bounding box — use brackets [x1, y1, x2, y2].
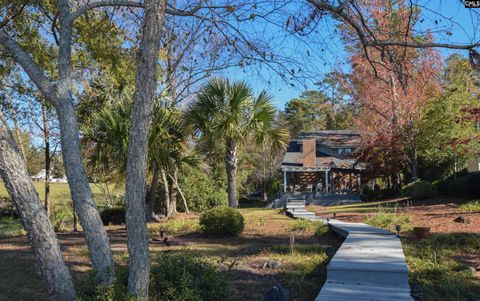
[349, 172, 353, 193]
[325, 170, 329, 193]
[283, 170, 287, 193]
[357, 173, 362, 194]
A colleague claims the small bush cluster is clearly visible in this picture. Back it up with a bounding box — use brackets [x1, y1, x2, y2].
[151, 253, 232, 301]
[199, 206, 244, 236]
[365, 212, 412, 232]
[290, 219, 317, 232]
[100, 207, 125, 225]
[460, 200, 480, 212]
[401, 180, 437, 199]
[447, 172, 480, 198]
[314, 223, 329, 238]
[149, 218, 199, 235]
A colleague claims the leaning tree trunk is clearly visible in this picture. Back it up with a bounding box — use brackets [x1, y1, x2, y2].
[56, 103, 115, 285]
[0, 0, 115, 286]
[225, 139, 238, 208]
[124, 0, 166, 299]
[0, 110, 76, 301]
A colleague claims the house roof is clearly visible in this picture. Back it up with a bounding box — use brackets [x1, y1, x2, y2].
[296, 130, 360, 148]
[281, 130, 362, 170]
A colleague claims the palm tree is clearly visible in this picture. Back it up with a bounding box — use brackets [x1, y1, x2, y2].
[186, 78, 289, 208]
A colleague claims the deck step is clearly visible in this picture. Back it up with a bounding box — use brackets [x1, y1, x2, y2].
[315, 281, 413, 301]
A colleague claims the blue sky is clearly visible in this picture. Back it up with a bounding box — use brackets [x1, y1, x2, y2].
[221, 0, 480, 110]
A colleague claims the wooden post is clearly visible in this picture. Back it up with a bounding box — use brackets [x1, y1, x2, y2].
[283, 170, 287, 193]
[325, 170, 329, 193]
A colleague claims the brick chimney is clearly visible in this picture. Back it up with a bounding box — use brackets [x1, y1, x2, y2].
[302, 138, 316, 167]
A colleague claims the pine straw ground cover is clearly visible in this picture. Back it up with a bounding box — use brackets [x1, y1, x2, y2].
[0, 209, 341, 301]
[308, 197, 480, 301]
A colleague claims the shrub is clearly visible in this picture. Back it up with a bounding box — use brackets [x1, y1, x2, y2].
[0, 217, 25, 237]
[50, 202, 74, 231]
[460, 200, 480, 212]
[100, 207, 125, 225]
[447, 172, 480, 198]
[150, 253, 231, 301]
[433, 169, 469, 195]
[314, 223, 329, 238]
[199, 206, 244, 237]
[365, 212, 412, 232]
[178, 166, 228, 212]
[290, 219, 317, 232]
[402, 180, 437, 199]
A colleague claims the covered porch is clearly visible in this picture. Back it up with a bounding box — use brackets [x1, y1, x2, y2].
[281, 166, 363, 195]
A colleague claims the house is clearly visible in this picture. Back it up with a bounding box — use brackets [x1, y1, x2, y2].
[273, 130, 364, 207]
[31, 169, 68, 183]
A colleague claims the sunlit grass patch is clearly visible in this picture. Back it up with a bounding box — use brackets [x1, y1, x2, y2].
[261, 244, 329, 300]
[0, 218, 25, 237]
[148, 217, 200, 236]
[364, 211, 412, 232]
[404, 233, 480, 301]
[460, 200, 480, 212]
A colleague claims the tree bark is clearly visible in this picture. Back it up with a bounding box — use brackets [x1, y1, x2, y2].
[146, 165, 160, 222]
[56, 101, 115, 285]
[0, 110, 76, 301]
[124, 0, 166, 299]
[225, 139, 238, 208]
[0, 2, 116, 286]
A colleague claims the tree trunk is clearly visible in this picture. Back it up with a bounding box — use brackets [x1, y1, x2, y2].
[168, 173, 189, 213]
[411, 136, 418, 181]
[169, 167, 178, 216]
[0, 110, 76, 301]
[124, 0, 166, 299]
[160, 168, 171, 217]
[146, 165, 160, 222]
[56, 103, 115, 285]
[225, 139, 238, 208]
[42, 104, 51, 217]
[0, 0, 115, 286]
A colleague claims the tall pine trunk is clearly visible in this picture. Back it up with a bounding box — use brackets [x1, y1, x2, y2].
[125, 0, 166, 298]
[225, 139, 238, 208]
[0, 110, 76, 301]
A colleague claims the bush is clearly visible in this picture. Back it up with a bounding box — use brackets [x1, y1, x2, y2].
[178, 166, 228, 212]
[365, 212, 412, 232]
[447, 172, 480, 198]
[290, 219, 317, 232]
[460, 200, 480, 212]
[199, 206, 244, 237]
[314, 223, 329, 238]
[50, 202, 74, 231]
[402, 180, 437, 199]
[151, 253, 231, 301]
[433, 169, 469, 195]
[100, 207, 125, 225]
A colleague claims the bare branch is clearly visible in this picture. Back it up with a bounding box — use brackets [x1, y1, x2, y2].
[307, 0, 480, 50]
[69, 0, 206, 22]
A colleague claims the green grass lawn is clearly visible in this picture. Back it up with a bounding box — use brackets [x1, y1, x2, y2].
[0, 182, 123, 207]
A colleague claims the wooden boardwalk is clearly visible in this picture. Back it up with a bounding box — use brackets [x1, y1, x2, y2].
[283, 200, 414, 301]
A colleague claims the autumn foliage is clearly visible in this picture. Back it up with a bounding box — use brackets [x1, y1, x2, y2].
[341, 0, 442, 187]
